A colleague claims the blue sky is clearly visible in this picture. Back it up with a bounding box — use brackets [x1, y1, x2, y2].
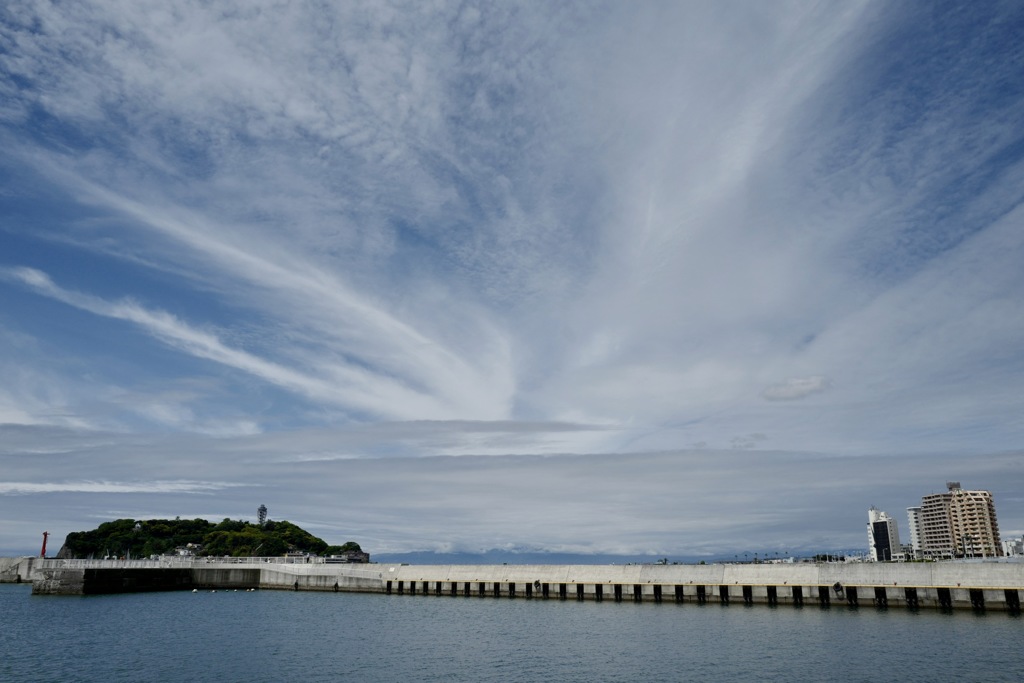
[2, 1, 1023, 559]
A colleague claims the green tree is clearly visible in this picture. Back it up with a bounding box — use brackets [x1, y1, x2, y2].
[60, 516, 348, 559]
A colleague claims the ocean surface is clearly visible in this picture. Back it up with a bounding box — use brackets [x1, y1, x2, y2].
[1, 583, 1019, 682]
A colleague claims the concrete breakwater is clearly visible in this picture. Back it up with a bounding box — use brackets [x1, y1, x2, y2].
[23, 558, 1024, 612]
[27, 558, 385, 595]
[0, 556, 41, 584]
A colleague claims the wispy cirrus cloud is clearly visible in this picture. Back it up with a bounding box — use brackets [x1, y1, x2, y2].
[1, 265, 505, 421]
[3, 423, 1023, 556]
[0, 480, 247, 495]
[1, 1, 1023, 557]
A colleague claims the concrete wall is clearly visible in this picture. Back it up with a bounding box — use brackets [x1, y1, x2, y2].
[33, 567, 85, 595]
[0, 557, 41, 584]
[259, 564, 384, 592]
[191, 567, 260, 589]
[26, 559, 1024, 611]
[81, 568, 194, 594]
[381, 561, 1022, 589]
[378, 563, 1023, 611]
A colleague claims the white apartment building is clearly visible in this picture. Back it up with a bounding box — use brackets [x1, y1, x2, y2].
[906, 506, 923, 559]
[867, 507, 901, 562]
[1002, 537, 1023, 557]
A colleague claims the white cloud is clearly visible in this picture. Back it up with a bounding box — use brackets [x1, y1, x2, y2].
[1, 1, 1023, 556]
[0, 480, 247, 495]
[1, 265, 505, 421]
[2, 423, 1023, 557]
[762, 376, 831, 402]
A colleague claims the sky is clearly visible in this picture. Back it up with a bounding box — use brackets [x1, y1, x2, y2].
[2, 1, 1023, 560]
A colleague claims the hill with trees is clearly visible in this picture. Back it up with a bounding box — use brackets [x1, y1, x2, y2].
[57, 517, 366, 560]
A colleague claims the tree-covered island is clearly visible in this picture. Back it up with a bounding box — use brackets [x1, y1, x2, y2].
[57, 517, 368, 562]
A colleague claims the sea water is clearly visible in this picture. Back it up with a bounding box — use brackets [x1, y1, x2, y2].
[1, 583, 1019, 682]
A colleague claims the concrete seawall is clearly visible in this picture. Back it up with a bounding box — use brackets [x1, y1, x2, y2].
[21, 558, 1024, 612]
[26, 559, 385, 596]
[378, 562, 1024, 612]
[0, 557, 42, 584]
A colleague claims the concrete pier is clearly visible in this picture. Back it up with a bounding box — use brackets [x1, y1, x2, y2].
[0, 557, 42, 584]
[20, 557, 1024, 612]
[375, 562, 1024, 612]
[26, 558, 385, 595]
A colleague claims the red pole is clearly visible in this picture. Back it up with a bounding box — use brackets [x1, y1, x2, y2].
[40, 531, 49, 558]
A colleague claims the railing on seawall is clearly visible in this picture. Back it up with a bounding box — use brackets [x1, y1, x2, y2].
[38, 556, 337, 570]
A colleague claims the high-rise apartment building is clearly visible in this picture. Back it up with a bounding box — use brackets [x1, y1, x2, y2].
[920, 490, 954, 558]
[918, 482, 1001, 559]
[906, 506, 923, 559]
[867, 507, 901, 561]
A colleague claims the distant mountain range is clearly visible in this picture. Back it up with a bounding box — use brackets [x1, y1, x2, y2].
[371, 550, 702, 565]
